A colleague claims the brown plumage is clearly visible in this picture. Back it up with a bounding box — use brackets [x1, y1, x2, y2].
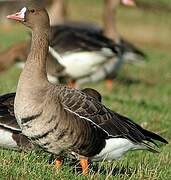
[7, 7, 167, 175]
[81, 88, 102, 102]
[0, 88, 101, 152]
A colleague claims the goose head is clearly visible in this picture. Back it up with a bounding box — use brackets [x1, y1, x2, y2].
[121, 0, 136, 6]
[7, 7, 50, 30]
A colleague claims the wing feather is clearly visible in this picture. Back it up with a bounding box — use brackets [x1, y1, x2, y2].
[58, 87, 168, 146]
[0, 93, 21, 132]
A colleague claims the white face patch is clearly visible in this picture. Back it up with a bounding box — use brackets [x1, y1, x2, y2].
[17, 7, 27, 21]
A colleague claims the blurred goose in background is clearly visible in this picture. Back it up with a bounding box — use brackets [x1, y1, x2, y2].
[0, 24, 122, 87]
[48, 0, 68, 25]
[48, 24, 123, 87]
[46, 0, 146, 86]
[6, 7, 167, 176]
[103, 0, 146, 63]
[0, 41, 28, 72]
[0, 0, 145, 87]
[48, 0, 146, 63]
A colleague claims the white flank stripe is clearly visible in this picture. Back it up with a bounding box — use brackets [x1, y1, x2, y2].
[64, 108, 145, 161]
[0, 123, 21, 132]
[64, 107, 113, 137]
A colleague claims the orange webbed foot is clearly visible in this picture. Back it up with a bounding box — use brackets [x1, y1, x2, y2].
[80, 158, 89, 176]
[54, 157, 63, 169]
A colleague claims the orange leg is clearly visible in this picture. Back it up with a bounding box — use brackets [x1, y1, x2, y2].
[54, 157, 63, 169]
[80, 159, 89, 176]
[106, 79, 113, 90]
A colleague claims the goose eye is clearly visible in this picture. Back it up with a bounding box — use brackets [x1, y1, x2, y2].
[30, 9, 35, 13]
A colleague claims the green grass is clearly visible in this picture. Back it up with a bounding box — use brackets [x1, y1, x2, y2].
[138, 0, 171, 9]
[0, 1, 171, 179]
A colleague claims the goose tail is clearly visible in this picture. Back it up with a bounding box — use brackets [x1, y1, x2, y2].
[142, 128, 168, 153]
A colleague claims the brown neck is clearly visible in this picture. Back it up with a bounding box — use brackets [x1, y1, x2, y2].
[18, 27, 49, 89]
[49, 0, 67, 25]
[103, 0, 120, 42]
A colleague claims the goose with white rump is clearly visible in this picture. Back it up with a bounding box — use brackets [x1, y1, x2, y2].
[48, 0, 146, 86]
[49, 24, 123, 87]
[49, 0, 146, 64]
[7, 7, 167, 175]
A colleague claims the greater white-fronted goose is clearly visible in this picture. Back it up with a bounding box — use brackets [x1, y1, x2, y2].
[0, 88, 101, 151]
[7, 7, 167, 175]
[0, 88, 101, 168]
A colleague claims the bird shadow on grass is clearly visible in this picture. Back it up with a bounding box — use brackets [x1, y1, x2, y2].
[115, 76, 155, 87]
[90, 163, 133, 177]
[63, 159, 133, 177]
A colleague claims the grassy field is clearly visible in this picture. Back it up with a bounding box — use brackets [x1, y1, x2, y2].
[0, 0, 170, 179]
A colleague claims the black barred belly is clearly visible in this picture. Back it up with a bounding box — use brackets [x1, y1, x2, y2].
[21, 115, 67, 154]
[29, 127, 68, 154]
[77, 136, 106, 158]
[21, 114, 107, 157]
[70, 126, 107, 158]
